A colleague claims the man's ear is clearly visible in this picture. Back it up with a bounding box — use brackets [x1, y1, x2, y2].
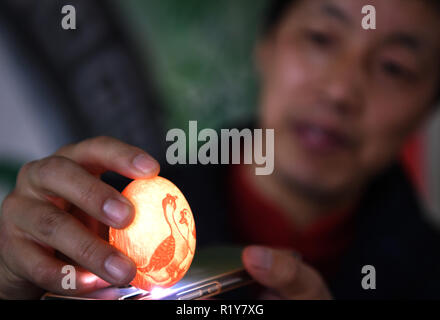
[254, 38, 274, 81]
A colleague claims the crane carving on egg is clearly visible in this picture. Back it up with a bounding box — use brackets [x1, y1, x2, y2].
[138, 193, 196, 286]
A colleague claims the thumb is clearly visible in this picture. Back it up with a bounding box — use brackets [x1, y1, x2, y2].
[242, 246, 331, 299]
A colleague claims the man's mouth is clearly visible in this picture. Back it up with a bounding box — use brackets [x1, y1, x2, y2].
[290, 120, 355, 155]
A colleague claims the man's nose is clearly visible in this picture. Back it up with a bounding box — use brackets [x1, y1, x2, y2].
[318, 55, 366, 117]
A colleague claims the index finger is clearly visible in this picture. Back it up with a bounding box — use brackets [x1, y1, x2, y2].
[56, 136, 160, 179]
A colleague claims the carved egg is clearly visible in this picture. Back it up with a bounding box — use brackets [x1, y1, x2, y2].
[109, 177, 196, 291]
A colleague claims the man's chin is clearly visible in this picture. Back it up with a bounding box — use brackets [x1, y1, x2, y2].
[275, 166, 356, 205]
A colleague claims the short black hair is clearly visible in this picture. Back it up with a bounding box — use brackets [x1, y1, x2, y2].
[263, 0, 440, 35]
[263, 0, 297, 35]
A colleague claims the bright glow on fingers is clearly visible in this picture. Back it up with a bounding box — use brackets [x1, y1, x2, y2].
[78, 272, 110, 290]
[81, 274, 100, 285]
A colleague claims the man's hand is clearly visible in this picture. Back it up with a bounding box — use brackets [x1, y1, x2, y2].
[0, 136, 160, 299]
[242, 246, 332, 299]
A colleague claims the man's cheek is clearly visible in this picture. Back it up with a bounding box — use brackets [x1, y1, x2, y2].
[264, 70, 313, 126]
[367, 95, 427, 133]
[275, 48, 315, 91]
[359, 135, 402, 175]
[261, 91, 291, 129]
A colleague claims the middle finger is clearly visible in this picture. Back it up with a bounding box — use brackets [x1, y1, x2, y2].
[11, 197, 137, 286]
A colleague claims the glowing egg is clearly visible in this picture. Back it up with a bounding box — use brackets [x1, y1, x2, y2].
[109, 177, 196, 292]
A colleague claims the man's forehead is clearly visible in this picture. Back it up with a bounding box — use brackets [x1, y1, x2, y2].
[297, 0, 438, 27]
[293, 0, 440, 52]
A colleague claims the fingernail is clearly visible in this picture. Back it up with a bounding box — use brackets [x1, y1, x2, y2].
[246, 247, 273, 271]
[104, 253, 134, 282]
[103, 198, 131, 225]
[133, 154, 157, 174]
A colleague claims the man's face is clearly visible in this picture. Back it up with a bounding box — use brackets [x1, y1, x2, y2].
[258, 0, 440, 200]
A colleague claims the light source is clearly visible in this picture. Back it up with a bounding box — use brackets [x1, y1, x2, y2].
[109, 177, 196, 291]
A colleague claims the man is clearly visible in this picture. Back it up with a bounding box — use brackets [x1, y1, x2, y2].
[1, 0, 440, 299]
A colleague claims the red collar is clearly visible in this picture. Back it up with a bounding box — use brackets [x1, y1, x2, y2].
[227, 165, 356, 277]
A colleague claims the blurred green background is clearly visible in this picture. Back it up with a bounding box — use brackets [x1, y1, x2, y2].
[117, 0, 267, 130]
[0, 0, 268, 202]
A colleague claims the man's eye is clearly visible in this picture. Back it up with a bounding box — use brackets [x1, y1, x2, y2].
[305, 30, 333, 47]
[381, 60, 413, 79]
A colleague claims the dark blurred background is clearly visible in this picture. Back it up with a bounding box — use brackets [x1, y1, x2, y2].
[0, 0, 439, 229]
